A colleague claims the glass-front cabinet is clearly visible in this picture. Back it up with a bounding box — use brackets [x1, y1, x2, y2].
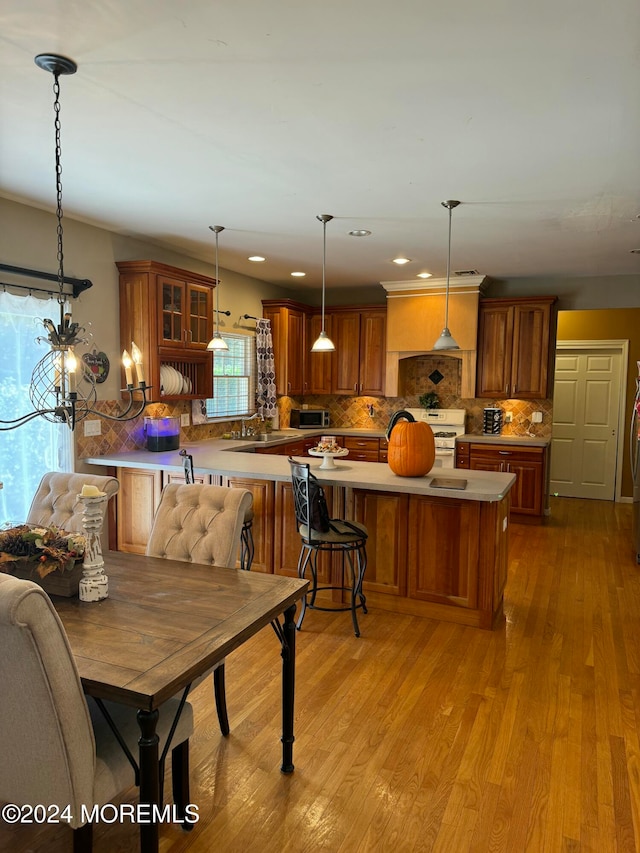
[159, 276, 212, 350]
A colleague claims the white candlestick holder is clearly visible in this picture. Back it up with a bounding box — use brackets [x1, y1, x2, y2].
[78, 491, 109, 601]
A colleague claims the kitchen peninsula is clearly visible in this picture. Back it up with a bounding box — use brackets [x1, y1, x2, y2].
[84, 434, 515, 630]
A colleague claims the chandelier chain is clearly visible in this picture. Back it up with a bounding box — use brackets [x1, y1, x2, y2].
[53, 72, 65, 307]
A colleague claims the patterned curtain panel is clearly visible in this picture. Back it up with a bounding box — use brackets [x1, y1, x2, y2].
[255, 319, 277, 418]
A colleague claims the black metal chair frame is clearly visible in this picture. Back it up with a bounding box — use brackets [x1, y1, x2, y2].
[288, 458, 368, 637]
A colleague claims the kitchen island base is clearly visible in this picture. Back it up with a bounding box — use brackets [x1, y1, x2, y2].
[85, 447, 513, 632]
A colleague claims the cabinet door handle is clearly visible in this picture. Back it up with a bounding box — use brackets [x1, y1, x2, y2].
[354, 383, 358, 392]
[287, 382, 291, 392]
[513, 384, 517, 394]
[505, 384, 509, 396]
[498, 451, 511, 455]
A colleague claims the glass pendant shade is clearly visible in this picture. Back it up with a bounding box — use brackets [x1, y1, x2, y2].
[207, 225, 229, 352]
[433, 199, 461, 352]
[311, 330, 335, 352]
[207, 333, 228, 351]
[432, 328, 460, 350]
[311, 214, 335, 353]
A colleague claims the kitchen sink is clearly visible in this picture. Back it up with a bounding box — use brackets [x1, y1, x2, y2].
[234, 432, 298, 445]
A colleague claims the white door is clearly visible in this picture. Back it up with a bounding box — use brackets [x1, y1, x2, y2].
[550, 348, 622, 499]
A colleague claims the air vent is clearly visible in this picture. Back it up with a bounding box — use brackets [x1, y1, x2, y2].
[454, 269, 479, 276]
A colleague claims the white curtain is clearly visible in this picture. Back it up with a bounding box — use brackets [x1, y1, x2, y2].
[0, 290, 72, 525]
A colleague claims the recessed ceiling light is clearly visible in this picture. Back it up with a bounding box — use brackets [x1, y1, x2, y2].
[392, 257, 411, 265]
[417, 272, 432, 279]
[348, 229, 372, 237]
[248, 255, 265, 262]
[291, 271, 306, 277]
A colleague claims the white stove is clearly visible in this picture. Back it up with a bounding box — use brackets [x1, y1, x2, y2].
[405, 408, 466, 469]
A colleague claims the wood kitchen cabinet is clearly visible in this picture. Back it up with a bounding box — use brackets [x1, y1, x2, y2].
[331, 307, 386, 397]
[306, 312, 333, 395]
[347, 488, 408, 597]
[274, 480, 336, 588]
[407, 495, 480, 610]
[221, 475, 275, 573]
[115, 467, 163, 554]
[342, 435, 381, 462]
[476, 296, 557, 399]
[117, 260, 215, 401]
[467, 442, 546, 520]
[262, 299, 308, 396]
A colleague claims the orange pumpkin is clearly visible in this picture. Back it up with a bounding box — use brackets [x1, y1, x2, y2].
[387, 418, 435, 477]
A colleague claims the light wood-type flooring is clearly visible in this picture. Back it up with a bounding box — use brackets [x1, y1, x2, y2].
[3, 496, 640, 852]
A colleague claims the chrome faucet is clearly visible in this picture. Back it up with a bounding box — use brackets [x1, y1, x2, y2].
[241, 412, 264, 437]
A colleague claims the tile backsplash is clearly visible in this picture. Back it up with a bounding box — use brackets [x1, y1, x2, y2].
[76, 355, 552, 459]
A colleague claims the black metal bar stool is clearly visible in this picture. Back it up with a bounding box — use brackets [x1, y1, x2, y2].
[288, 458, 368, 637]
[180, 449, 254, 571]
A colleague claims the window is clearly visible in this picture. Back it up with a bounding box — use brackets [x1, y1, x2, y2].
[0, 290, 72, 525]
[205, 333, 256, 420]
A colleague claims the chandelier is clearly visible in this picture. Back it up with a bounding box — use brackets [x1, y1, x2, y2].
[0, 54, 151, 431]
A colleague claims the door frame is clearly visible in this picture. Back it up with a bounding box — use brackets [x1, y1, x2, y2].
[555, 339, 629, 502]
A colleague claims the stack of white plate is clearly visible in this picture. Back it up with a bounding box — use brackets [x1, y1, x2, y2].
[160, 365, 191, 396]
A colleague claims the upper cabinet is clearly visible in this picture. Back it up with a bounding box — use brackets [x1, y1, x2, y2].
[117, 260, 215, 401]
[306, 312, 333, 395]
[158, 275, 213, 350]
[476, 296, 557, 399]
[263, 301, 386, 397]
[331, 307, 387, 397]
[262, 300, 308, 396]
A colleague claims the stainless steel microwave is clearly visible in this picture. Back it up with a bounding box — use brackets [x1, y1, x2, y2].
[290, 409, 330, 429]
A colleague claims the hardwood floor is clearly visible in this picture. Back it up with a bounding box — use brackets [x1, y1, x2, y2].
[3, 497, 640, 852]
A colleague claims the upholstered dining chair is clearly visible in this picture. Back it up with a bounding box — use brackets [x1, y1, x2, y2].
[26, 471, 119, 533]
[145, 482, 253, 736]
[0, 572, 194, 853]
[179, 451, 255, 571]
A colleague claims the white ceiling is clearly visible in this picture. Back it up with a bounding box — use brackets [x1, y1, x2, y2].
[1, 0, 640, 293]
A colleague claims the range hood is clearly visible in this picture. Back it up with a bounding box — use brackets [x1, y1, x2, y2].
[381, 275, 487, 398]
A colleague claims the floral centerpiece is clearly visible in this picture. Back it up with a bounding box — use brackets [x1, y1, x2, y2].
[0, 524, 86, 580]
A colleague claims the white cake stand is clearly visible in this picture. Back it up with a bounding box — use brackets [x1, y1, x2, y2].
[308, 447, 349, 470]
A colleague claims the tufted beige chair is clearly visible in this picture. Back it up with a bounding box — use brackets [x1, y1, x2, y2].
[26, 472, 119, 533]
[145, 483, 253, 735]
[0, 572, 194, 853]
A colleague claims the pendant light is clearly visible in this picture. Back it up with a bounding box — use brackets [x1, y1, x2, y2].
[311, 214, 335, 352]
[432, 199, 461, 351]
[207, 225, 229, 351]
[0, 53, 151, 431]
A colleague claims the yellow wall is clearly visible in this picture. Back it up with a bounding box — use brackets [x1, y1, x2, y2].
[558, 308, 640, 497]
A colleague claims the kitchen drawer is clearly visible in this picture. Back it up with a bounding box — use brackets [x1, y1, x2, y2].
[455, 441, 470, 469]
[343, 436, 379, 463]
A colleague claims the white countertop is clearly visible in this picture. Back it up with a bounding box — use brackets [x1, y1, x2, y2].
[456, 434, 550, 447]
[83, 433, 516, 502]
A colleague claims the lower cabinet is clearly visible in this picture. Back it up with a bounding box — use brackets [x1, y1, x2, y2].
[347, 488, 408, 596]
[347, 488, 507, 628]
[116, 468, 163, 555]
[407, 495, 479, 609]
[273, 480, 335, 588]
[463, 442, 546, 520]
[221, 476, 275, 573]
[114, 464, 509, 629]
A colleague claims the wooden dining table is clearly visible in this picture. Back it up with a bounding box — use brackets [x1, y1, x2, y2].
[52, 550, 309, 853]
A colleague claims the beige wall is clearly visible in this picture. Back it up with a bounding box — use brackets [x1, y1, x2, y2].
[0, 196, 291, 405]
